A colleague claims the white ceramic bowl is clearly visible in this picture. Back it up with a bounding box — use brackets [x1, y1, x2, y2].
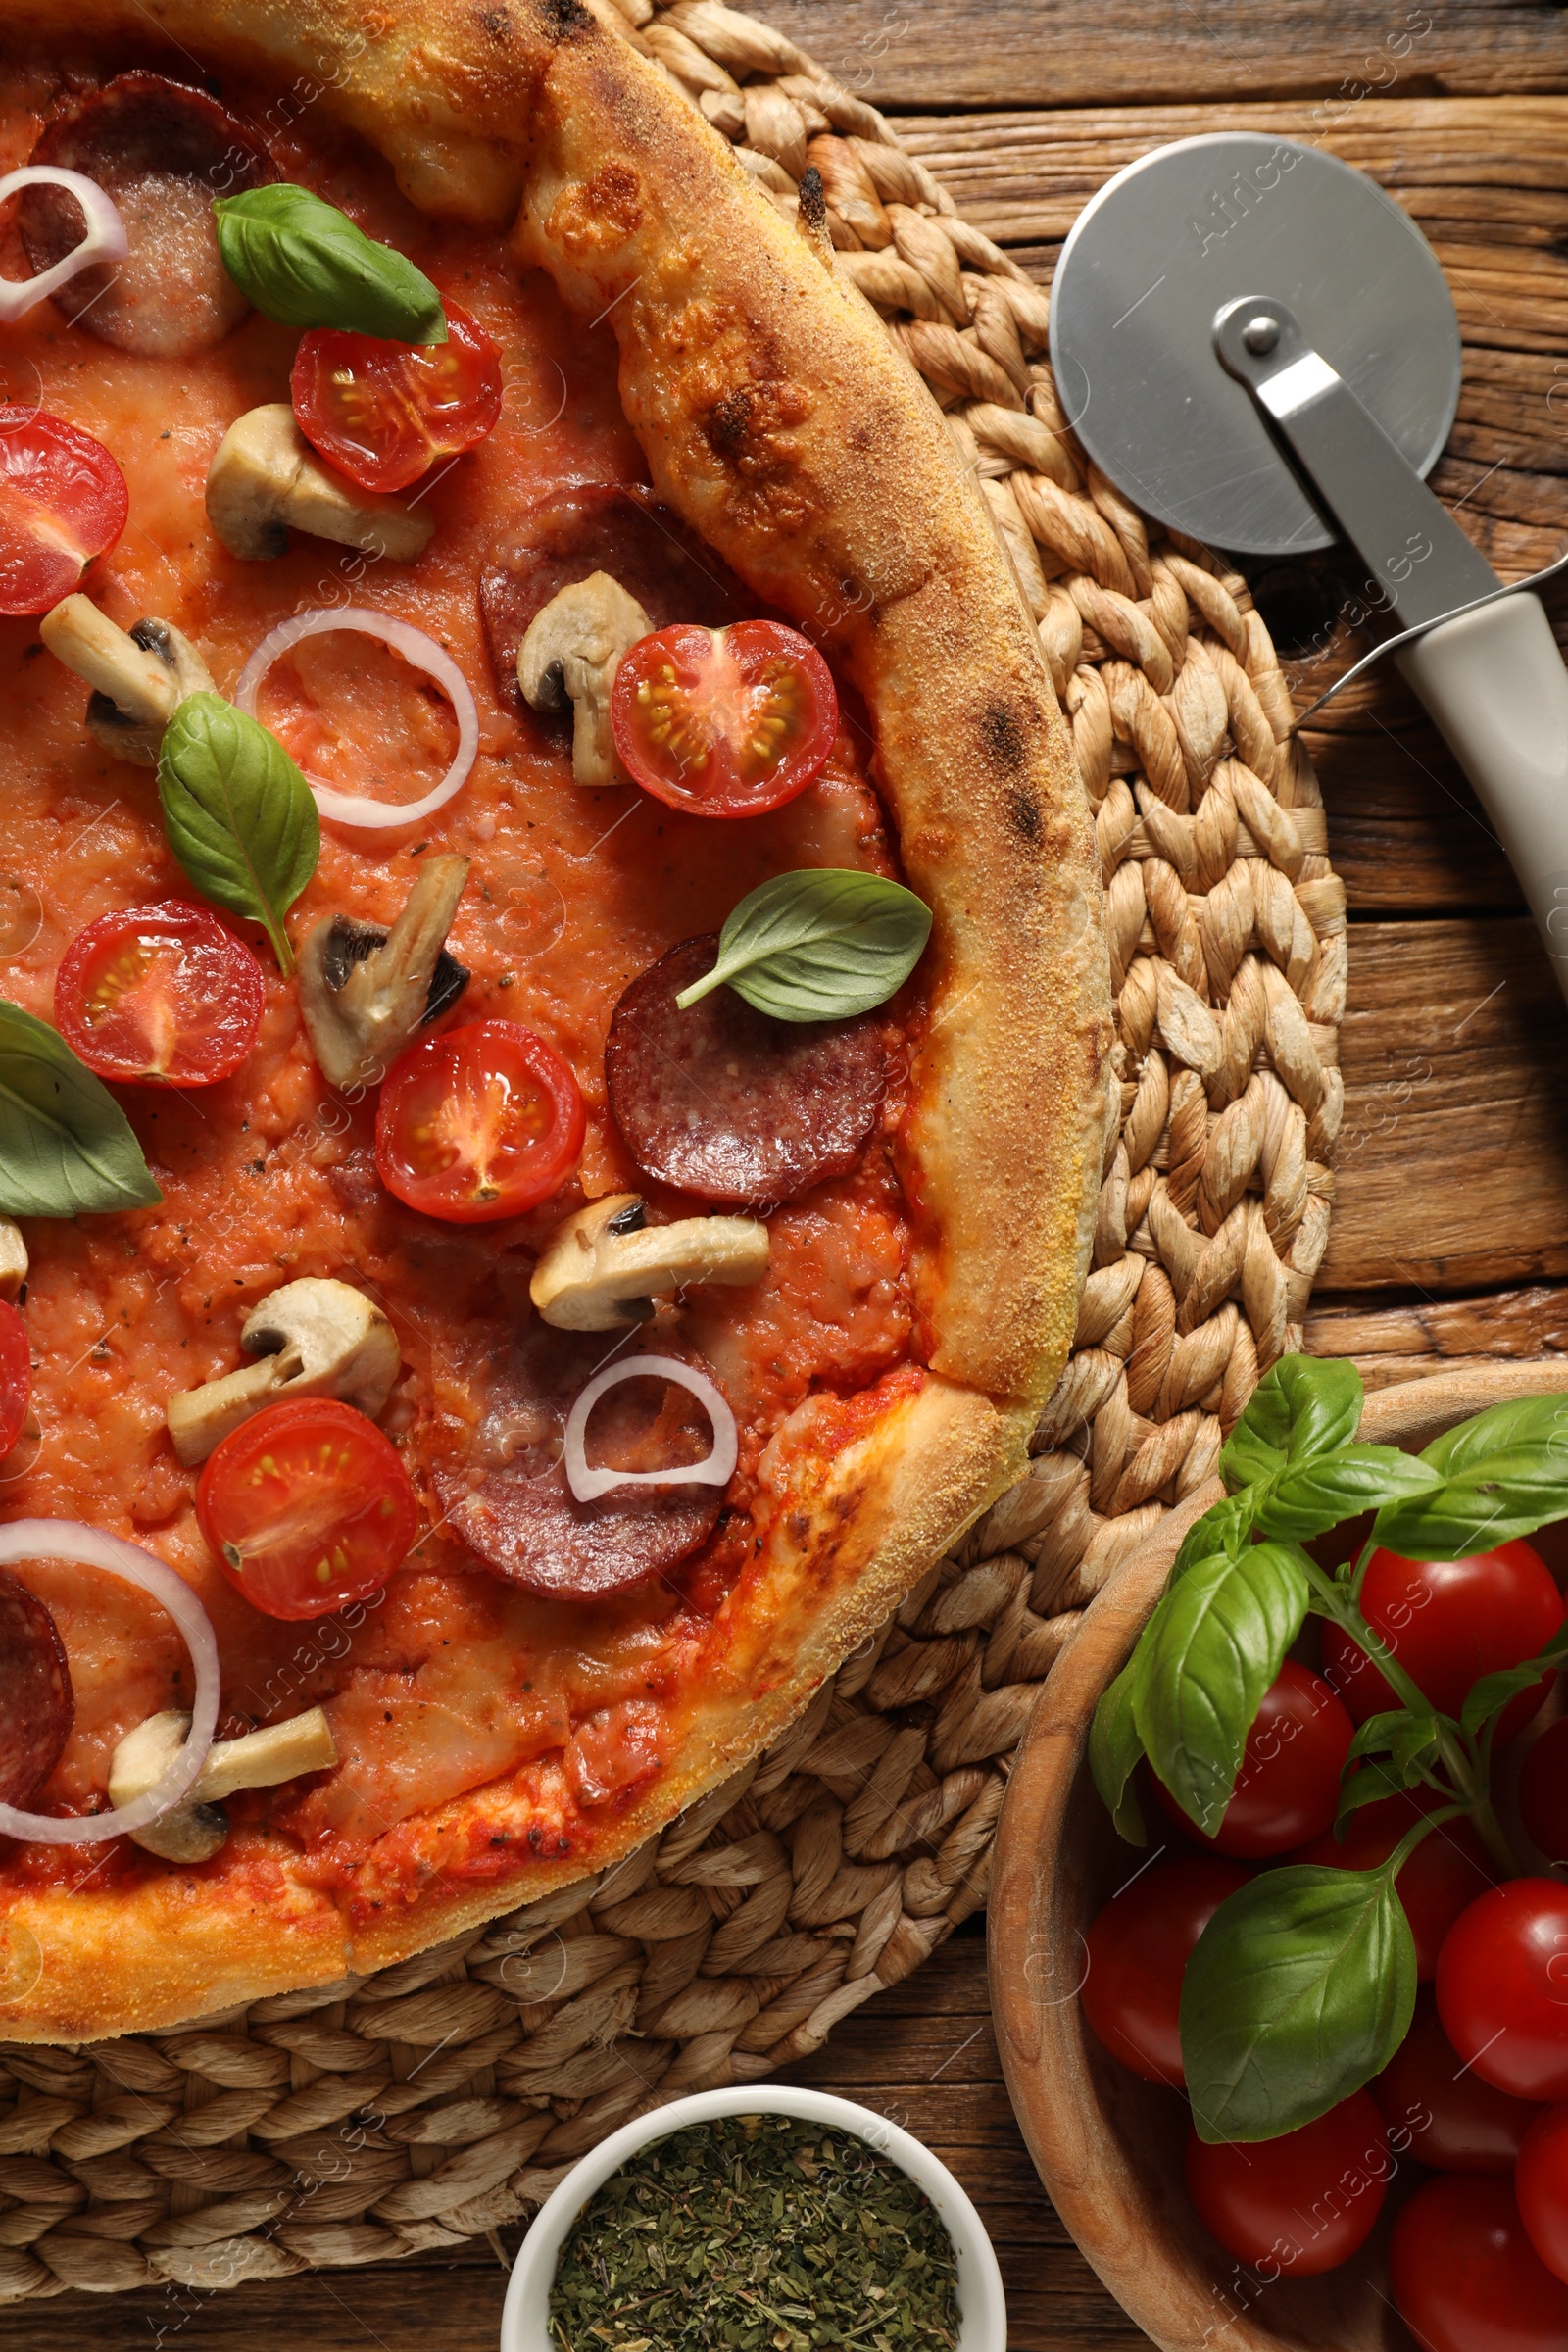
[500, 2083, 1007, 2351]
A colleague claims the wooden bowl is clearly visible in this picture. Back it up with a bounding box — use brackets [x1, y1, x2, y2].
[990, 1363, 1568, 2352]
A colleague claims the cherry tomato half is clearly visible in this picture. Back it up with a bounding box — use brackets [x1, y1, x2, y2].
[0, 408, 127, 614]
[1373, 1986, 1541, 2172]
[374, 1017, 585, 1224]
[1518, 2101, 1568, 2286]
[1521, 1717, 1568, 1863]
[611, 620, 839, 817]
[1081, 1855, 1249, 2085]
[54, 902, 265, 1085]
[197, 1396, 416, 1622]
[1184, 2092, 1388, 2276]
[1436, 1879, 1568, 2100]
[1390, 2175, 1568, 2352]
[291, 299, 503, 494]
[1152, 1659, 1354, 1858]
[0, 1299, 30, 1460]
[1321, 1543, 1564, 1745]
[1290, 1788, 1495, 1980]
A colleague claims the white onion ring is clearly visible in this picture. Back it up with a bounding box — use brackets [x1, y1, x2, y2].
[0, 1521, 219, 1846]
[564, 1356, 738, 1504]
[235, 608, 479, 830]
[0, 168, 128, 324]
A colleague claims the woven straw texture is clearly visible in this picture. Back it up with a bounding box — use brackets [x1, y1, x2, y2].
[0, 0, 1346, 2298]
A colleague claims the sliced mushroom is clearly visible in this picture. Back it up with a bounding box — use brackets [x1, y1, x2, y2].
[39, 594, 219, 765]
[517, 571, 653, 787]
[530, 1193, 770, 1330]
[108, 1705, 337, 1863]
[166, 1276, 402, 1466]
[298, 855, 470, 1092]
[206, 404, 434, 564]
[0, 1219, 26, 1304]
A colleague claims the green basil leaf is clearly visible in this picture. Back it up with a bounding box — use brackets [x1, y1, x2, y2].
[1168, 1491, 1256, 1583]
[1345, 1708, 1427, 1769]
[674, 868, 933, 1023]
[1220, 1354, 1364, 1490]
[1254, 1445, 1442, 1543]
[1132, 1540, 1309, 1836]
[0, 1001, 161, 1217]
[1460, 1622, 1568, 1741]
[1334, 1758, 1415, 1828]
[213, 185, 446, 343]
[1089, 1660, 1148, 1845]
[1374, 1394, 1568, 1559]
[158, 696, 319, 977]
[1180, 1864, 1416, 2141]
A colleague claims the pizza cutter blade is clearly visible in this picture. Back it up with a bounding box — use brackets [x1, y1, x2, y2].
[1050, 131, 1568, 1003]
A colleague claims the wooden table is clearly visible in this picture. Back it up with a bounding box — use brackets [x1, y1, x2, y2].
[18, 4, 1568, 2345]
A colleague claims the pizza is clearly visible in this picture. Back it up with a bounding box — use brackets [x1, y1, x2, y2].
[0, 0, 1107, 2043]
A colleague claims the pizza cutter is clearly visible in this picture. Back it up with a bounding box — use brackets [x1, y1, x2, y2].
[1049, 132, 1568, 1001]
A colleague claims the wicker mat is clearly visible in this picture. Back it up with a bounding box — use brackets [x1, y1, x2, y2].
[0, 0, 1346, 2299]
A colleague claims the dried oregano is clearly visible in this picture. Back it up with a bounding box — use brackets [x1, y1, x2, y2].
[548, 2112, 961, 2350]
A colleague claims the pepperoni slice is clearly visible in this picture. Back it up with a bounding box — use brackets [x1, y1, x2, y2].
[436, 1325, 724, 1600]
[0, 1568, 73, 1810]
[479, 483, 746, 717]
[605, 935, 885, 1207]
[21, 74, 276, 357]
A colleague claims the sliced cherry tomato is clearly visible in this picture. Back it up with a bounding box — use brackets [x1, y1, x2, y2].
[1521, 1717, 1568, 1862]
[374, 1017, 585, 1224]
[1184, 2092, 1388, 2276]
[1518, 2101, 1568, 2285]
[1390, 2175, 1568, 2352]
[197, 1396, 416, 1622]
[1290, 1788, 1495, 1980]
[291, 299, 502, 494]
[0, 408, 127, 614]
[1322, 1542, 1564, 1744]
[0, 1299, 30, 1460]
[1373, 1986, 1541, 2171]
[1081, 1855, 1249, 2086]
[1152, 1659, 1353, 1858]
[54, 902, 265, 1085]
[611, 620, 838, 817]
[1437, 1878, 1568, 2100]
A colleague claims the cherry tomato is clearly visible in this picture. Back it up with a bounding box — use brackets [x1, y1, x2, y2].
[1390, 2175, 1568, 2352]
[1518, 2102, 1568, 2286]
[611, 620, 839, 817]
[1080, 1855, 1249, 2086]
[1184, 2092, 1388, 2276]
[197, 1396, 416, 1621]
[1437, 1879, 1568, 2100]
[1372, 1986, 1541, 2171]
[1322, 1543, 1564, 1744]
[290, 298, 502, 494]
[1290, 1788, 1495, 1980]
[1152, 1659, 1354, 1858]
[374, 1017, 585, 1224]
[0, 1299, 30, 1460]
[54, 901, 265, 1085]
[1521, 1718, 1568, 1863]
[0, 408, 127, 614]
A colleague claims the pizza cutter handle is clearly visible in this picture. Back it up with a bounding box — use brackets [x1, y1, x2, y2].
[1395, 590, 1568, 1004]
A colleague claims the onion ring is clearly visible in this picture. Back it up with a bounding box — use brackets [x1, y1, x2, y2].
[234, 608, 479, 830]
[0, 1521, 219, 1845]
[0, 168, 128, 324]
[564, 1355, 738, 1504]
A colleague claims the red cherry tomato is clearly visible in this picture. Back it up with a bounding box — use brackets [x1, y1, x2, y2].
[374, 1018, 585, 1224]
[1390, 2175, 1568, 2352]
[1080, 1855, 1250, 2086]
[54, 902, 265, 1085]
[0, 1299, 30, 1460]
[1290, 1788, 1495, 1980]
[1518, 2101, 1568, 2286]
[1152, 1659, 1354, 1858]
[0, 408, 127, 614]
[611, 621, 839, 817]
[1372, 1986, 1541, 2171]
[1521, 1718, 1568, 1863]
[1322, 1543, 1564, 1744]
[1437, 1879, 1568, 2100]
[196, 1396, 416, 1622]
[290, 298, 502, 494]
[1184, 2092, 1388, 2276]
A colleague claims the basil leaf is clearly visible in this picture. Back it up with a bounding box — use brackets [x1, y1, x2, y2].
[1220, 1354, 1364, 1490]
[1181, 1864, 1416, 2141]
[213, 185, 446, 343]
[674, 869, 933, 1023]
[0, 1001, 161, 1216]
[1089, 1660, 1148, 1844]
[158, 696, 319, 977]
[1132, 1540, 1309, 1836]
[1460, 1622, 1568, 1741]
[1374, 1394, 1568, 1559]
[1254, 1445, 1442, 1544]
[1334, 1758, 1416, 1828]
[1168, 1491, 1256, 1583]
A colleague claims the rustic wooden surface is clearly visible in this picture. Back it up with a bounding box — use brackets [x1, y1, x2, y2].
[15, 8, 1568, 2349]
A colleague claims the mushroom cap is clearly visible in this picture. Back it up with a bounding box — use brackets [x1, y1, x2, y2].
[530, 1195, 770, 1330]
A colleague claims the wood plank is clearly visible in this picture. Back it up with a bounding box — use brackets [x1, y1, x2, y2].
[1307, 1278, 1568, 1384]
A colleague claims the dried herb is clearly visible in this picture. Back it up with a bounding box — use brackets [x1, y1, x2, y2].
[548, 2112, 960, 2351]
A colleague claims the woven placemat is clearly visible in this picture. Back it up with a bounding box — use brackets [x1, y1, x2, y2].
[0, 0, 1346, 2299]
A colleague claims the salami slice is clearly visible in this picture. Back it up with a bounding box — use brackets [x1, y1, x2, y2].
[0, 1567, 73, 1810]
[605, 935, 885, 1207]
[480, 482, 746, 716]
[21, 74, 276, 358]
[437, 1325, 725, 1600]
